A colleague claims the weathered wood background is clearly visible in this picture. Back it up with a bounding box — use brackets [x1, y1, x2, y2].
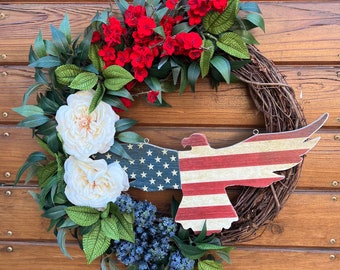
[1, 0, 340, 269]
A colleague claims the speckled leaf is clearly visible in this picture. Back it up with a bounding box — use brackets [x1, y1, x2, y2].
[217, 32, 250, 59]
[200, 39, 215, 78]
[66, 206, 100, 226]
[83, 222, 111, 264]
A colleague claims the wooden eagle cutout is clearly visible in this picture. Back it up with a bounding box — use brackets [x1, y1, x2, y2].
[98, 113, 328, 235]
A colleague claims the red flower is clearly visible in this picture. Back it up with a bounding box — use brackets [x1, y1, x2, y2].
[166, 0, 179, 10]
[147, 90, 159, 103]
[91, 31, 101, 43]
[210, 0, 228, 12]
[187, 0, 211, 25]
[115, 48, 131, 67]
[102, 17, 125, 46]
[98, 45, 116, 63]
[134, 67, 148, 82]
[163, 36, 176, 56]
[124, 5, 146, 27]
[136, 16, 156, 38]
[130, 45, 154, 69]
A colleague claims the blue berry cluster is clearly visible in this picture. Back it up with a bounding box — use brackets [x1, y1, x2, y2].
[113, 194, 178, 269]
[169, 250, 195, 270]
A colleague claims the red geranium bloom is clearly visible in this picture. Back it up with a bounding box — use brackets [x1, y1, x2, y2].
[130, 45, 154, 69]
[210, 0, 228, 12]
[137, 16, 157, 38]
[115, 48, 131, 67]
[163, 36, 177, 56]
[147, 90, 159, 103]
[91, 31, 101, 43]
[102, 17, 124, 46]
[124, 5, 146, 27]
[166, 0, 179, 10]
[134, 67, 148, 82]
[98, 45, 116, 63]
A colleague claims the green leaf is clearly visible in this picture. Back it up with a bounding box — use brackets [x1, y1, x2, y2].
[113, 209, 134, 242]
[203, 0, 239, 35]
[36, 120, 57, 136]
[103, 65, 134, 91]
[35, 134, 57, 156]
[179, 65, 189, 94]
[69, 72, 98, 90]
[89, 44, 105, 73]
[14, 151, 46, 185]
[117, 131, 144, 144]
[246, 13, 265, 32]
[239, 2, 262, 13]
[216, 248, 234, 264]
[217, 32, 250, 59]
[200, 39, 215, 78]
[42, 205, 67, 219]
[114, 0, 129, 14]
[144, 76, 162, 91]
[59, 14, 72, 44]
[110, 141, 132, 160]
[196, 242, 226, 251]
[55, 64, 82, 85]
[106, 89, 134, 100]
[17, 114, 50, 128]
[12, 105, 44, 117]
[194, 221, 208, 243]
[57, 228, 73, 259]
[29, 56, 62, 68]
[153, 26, 165, 38]
[172, 22, 195, 35]
[38, 95, 60, 114]
[35, 69, 48, 84]
[115, 118, 138, 133]
[66, 206, 100, 226]
[101, 216, 120, 240]
[172, 235, 206, 260]
[210, 56, 231, 83]
[45, 40, 59, 57]
[50, 24, 69, 53]
[187, 61, 201, 92]
[198, 260, 223, 270]
[83, 222, 111, 264]
[89, 83, 105, 113]
[37, 160, 58, 187]
[78, 28, 94, 62]
[234, 30, 259, 45]
[23, 83, 46, 105]
[33, 30, 47, 58]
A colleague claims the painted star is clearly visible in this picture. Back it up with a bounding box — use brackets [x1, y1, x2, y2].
[105, 153, 112, 159]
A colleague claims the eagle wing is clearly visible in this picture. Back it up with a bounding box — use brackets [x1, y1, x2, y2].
[178, 113, 328, 189]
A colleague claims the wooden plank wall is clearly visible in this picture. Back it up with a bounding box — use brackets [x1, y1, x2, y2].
[0, 0, 340, 269]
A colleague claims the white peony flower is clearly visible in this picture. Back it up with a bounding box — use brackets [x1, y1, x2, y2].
[56, 90, 119, 160]
[64, 156, 129, 209]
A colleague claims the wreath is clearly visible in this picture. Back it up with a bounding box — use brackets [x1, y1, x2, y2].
[13, 0, 312, 269]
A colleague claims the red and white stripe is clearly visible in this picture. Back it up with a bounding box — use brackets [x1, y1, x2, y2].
[175, 114, 327, 235]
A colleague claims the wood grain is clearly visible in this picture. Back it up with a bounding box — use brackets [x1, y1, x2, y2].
[1, 188, 340, 248]
[0, 242, 340, 270]
[1, 66, 339, 126]
[0, 2, 339, 64]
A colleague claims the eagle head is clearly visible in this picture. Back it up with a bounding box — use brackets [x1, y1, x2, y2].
[181, 133, 209, 148]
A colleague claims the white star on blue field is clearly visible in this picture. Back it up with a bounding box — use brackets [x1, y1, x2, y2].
[95, 143, 181, 191]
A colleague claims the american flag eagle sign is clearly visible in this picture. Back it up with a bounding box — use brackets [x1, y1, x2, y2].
[97, 113, 327, 235]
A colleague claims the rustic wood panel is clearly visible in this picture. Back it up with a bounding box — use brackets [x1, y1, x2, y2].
[0, 2, 339, 64]
[1, 66, 339, 126]
[1, 126, 339, 190]
[0, 242, 339, 270]
[1, 187, 340, 249]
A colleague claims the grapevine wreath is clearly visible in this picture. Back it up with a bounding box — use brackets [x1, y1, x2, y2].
[13, 0, 322, 269]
